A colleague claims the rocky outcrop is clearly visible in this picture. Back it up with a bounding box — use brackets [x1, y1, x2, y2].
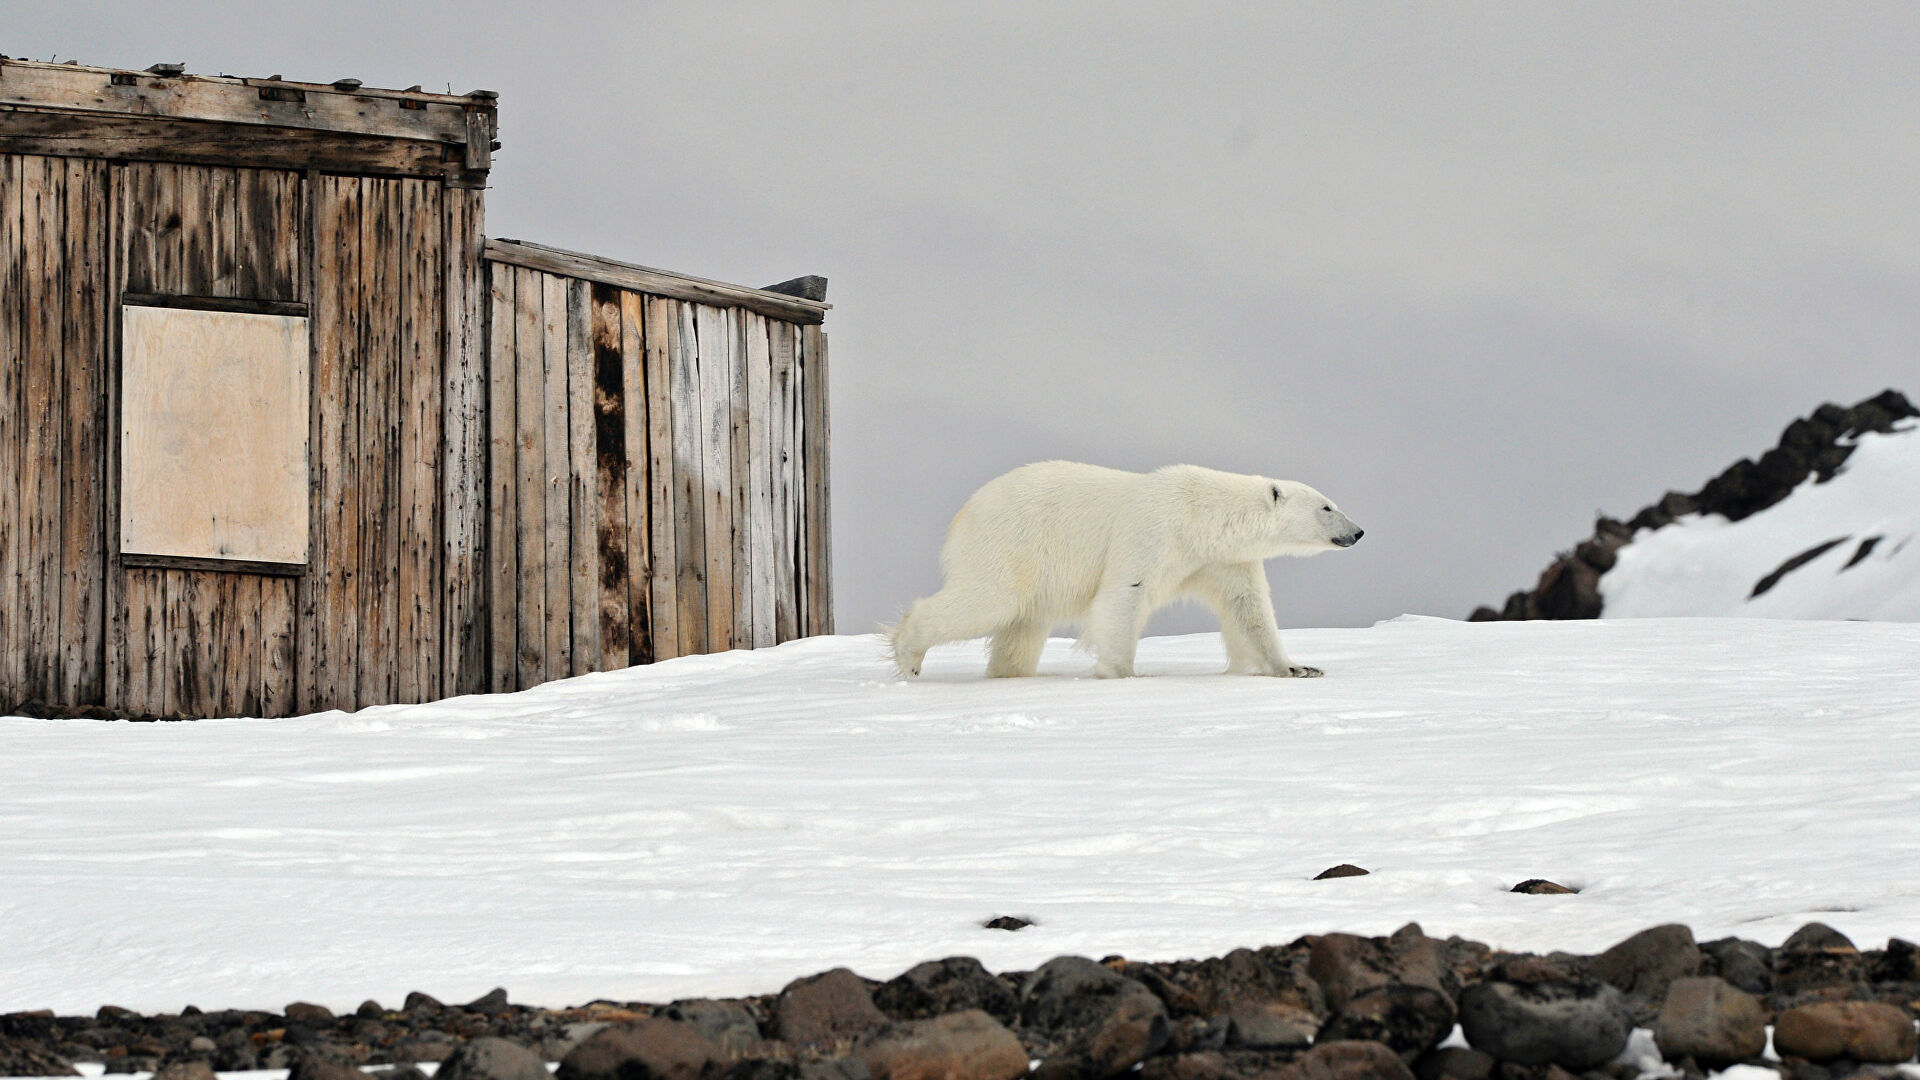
[5, 919, 1920, 1080]
[1471, 388, 1918, 621]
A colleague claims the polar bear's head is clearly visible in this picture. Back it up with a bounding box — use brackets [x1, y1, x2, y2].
[1259, 478, 1364, 558]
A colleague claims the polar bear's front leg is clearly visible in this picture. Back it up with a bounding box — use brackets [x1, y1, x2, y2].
[1084, 581, 1147, 678]
[1188, 562, 1322, 677]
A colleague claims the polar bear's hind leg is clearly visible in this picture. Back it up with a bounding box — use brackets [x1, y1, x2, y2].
[890, 585, 1019, 677]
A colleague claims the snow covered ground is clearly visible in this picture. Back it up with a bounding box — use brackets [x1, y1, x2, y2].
[6, 616, 1920, 1016]
[1602, 426, 1920, 619]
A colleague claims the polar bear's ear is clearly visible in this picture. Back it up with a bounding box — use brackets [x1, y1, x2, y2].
[1270, 484, 1284, 503]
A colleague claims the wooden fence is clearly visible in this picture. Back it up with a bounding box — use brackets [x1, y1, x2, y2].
[481, 240, 831, 692]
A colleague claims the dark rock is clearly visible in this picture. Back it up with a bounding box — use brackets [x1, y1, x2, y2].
[1319, 983, 1457, 1063]
[775, 969, 888, 1048]
[1871, 938, 1918, 982]
[1308, 924, 1460, 1012]
[1125, 947, 1326, 1022]
[371, 1068, 432, 1080]
[97, 1007, 140, 1022]
[1775, 926, 1867, 999]
[356, 1000, 387, 1019]
[1222, 1001, 1317, 1049]
[1275, 1040, 1417, 1080]
[1589, 924, 1699, 1021]
[438, 1038, 549, 1080]
[1415, 1048, 1494, 1080]
[855, 1009, 1028, 1080]
[558, 1019, 722, 1080]
[982, 916, 1032, 931]
[1316, 865, 1370, 880]
[290, 1053, 371, 1080]
[466, 989, 512, 1016]
[0, 1039, 82, 1077]
[1651, 977, 1767, 1067]
[285, 1003, 335, 1024]
[1139, 1051, 1236, 1080]
[660, 1000, 763, 1056]
[1782, 924, 1857, 954]
[1020, 956, 1170, 1080]
[872, 957, 1019, 1025]
[1699, 939, 1773, 995]
[1457, 979, 1633, 1069]
[403, 993, 444, 1014]
[391, 1038, 456, 1065]
[1509, 881, 1576, 895]
[1772, 1002, 1918, 1064]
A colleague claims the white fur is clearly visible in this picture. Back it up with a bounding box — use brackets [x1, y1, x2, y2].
[889, 462, 1363, 679]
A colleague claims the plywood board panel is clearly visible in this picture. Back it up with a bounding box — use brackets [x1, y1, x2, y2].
[119, 304, 310, 565]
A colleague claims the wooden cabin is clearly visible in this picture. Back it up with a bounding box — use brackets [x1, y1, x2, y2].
[0, 58, 831, 719]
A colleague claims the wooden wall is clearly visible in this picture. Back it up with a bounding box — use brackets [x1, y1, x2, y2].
[1, 149, 827, 718]
[483, 264, 831, 692]
[0, 154, 487, 717]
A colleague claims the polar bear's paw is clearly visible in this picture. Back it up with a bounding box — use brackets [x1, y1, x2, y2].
[1281, 664, 1323, 678]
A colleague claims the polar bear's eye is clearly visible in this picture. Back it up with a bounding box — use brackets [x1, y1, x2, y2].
[1270, 485, 1281, 502]
[1322, 505, 1331, 512]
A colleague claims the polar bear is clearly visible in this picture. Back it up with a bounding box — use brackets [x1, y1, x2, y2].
[889, 462, 1363, 679]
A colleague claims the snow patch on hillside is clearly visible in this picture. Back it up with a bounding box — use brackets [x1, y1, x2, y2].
[1602, 426, 1920, 620]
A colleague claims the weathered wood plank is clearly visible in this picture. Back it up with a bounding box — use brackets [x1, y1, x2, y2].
[729, 311, 755, 647]
[619, 289, 653, 665]
[801, 324, 833, 635]
[57, 156, 106, 704]
[231, 167, 304, 302]
[20, 153, 63, 701]
[309, 173, 362, 713]
[441, 185, 488, 696]
[101, 161, 128, 712]
[0, 109, 470, 181]
[357, 178, 402, 705]
[696, 304, 735, 651]
[205, 166, 239, 296]
[168, 570, 214, 715]
[218, 573, 258, 717]
[259, 576, 297, 717]
[483, 239, 829, 326]
[485, 258, 518, 692]
[566, 278, 598, 676]
[122, 570, 169, 716]
[744, 312, 776, 649]
[396, 178, 442, 703]
[512, 265, 546, 691]
[0, 61, 483, 145]
[541, 271, 572, 683]
[667, 299, 707, 657]
[769, 320, 799, 643]
[0, 155, 23, 702]
[590, 282, 631, 670]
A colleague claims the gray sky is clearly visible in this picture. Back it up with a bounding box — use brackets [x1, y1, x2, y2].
[17, 3, 1918, 634]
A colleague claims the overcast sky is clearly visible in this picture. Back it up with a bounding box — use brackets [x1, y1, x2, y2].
[17, 4, 1918, 634]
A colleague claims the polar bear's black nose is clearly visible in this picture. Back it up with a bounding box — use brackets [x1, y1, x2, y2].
[1352, 529, 1364, 541]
